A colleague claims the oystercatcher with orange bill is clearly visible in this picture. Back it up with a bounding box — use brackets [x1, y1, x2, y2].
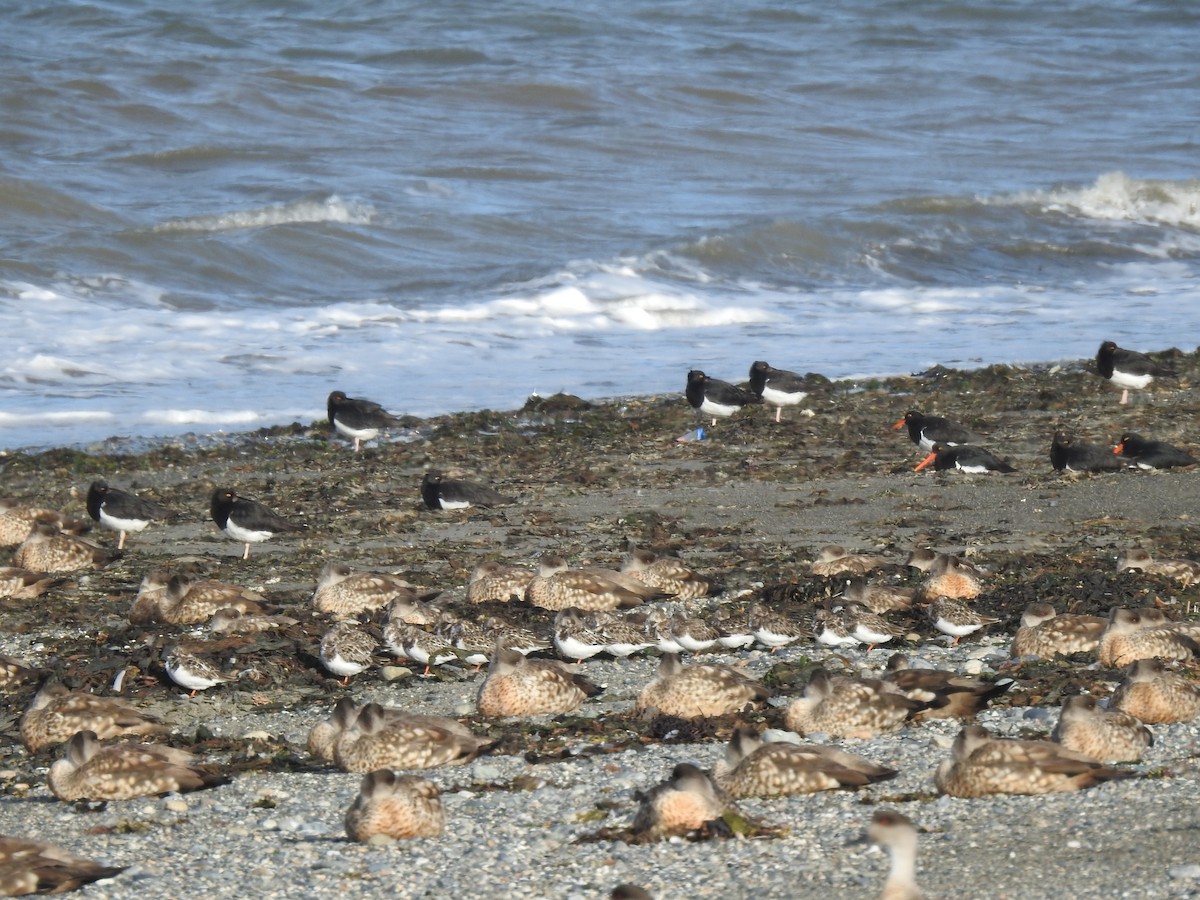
[893, 410, 976, 452]
[327, 390, 405, 452]
[748, 360, 808, 423]
[915, 443, 1015, 474]
[86, 481, 174, 550]
[210, 488, 306, 559]
[685, 370, 759, 426]
[1113, 432, 1197, 470]
[1050, 431, 1125, 473]
[1096, 340, 1176, 405]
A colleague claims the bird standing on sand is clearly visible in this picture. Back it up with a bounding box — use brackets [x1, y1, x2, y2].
[684, 370, 758, 426]
[85, 481, 174, 550]
[210, 488, 305, 559]
[748, 360, 809, 422]
[327, 390, 405, 452]
[1096, 340, 1175, 405]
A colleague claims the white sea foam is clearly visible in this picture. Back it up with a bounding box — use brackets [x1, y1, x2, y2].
[151, 196, 376, 233]
[1006, 172, 1200, 230]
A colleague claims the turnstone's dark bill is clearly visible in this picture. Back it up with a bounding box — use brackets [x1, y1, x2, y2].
[1050, 431, 1125, 474]
[914, 443, 1015, 474]
[748, 360, 809, 423]
[892, 410, 975, 452]
[327, 390, 406, 452]
[1096, 340, 1176, 405]
[1113, 432, 1197, 469]
[421, 471, 515, 510]
[684, 370, 758, 426]
[85, 481, 174, 550]
[209, 488, 306, 559]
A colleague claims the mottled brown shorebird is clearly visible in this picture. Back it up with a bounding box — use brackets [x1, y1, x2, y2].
[714, 728, 896, 798]
[784, 668, 923, 739]
[466, 560, 535, 603]
[632, 763, 731, 839]
[526, 554, 660, 612]
[48, 731, 228, 801]
[21, 683, 167, 752]
[332, 701, 491, 773]
[934, 724, 1130, 797]
[916, 554, 983, 601]
[159, 573, 267, 625]
[926, 597, 1000, 646]
[311, 560, 415, 618]
[13, 522, 114, 573]
[635, 653, 769, 719]
[1110, 658, 1200, 724]
[1098, 607, 1199, 668]
[810, 544, 888, 577]
[1010, 602, 1106, 659]
[344, 770, 445, 842]
[0, 837, 125, 896]
[1118, 548, 1200, 588]
[620, 547, 716, 601]
[0, 566, 63, 600]
[1051, 694, 1152, 763]
[0, 498, 90, 548]
[881, 653, 1012, 720]
[476, 646, 601, 717]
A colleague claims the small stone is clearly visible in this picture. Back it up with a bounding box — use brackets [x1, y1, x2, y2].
[366, 833, 397, 847]
[164, 798, 189, 813]
[381, 665, 413, 682]
[1169, 865, 1200, 880]
[962, 658, 983, 675]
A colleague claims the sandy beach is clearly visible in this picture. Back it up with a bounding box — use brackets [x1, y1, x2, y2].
[2, 349, 1200, 899]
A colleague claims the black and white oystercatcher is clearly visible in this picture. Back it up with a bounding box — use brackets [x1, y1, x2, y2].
[210, 488, 306, 559]
[914, 443, 1015, 474]
[421, 471, 515, 510]
[893, 410, 976, 452]
[748, 360, 808, 423]
[85, 481, 174, 550]
[1096, 340, 1176, 405]
[1113, 432, 1197, 470]
[327, 390, 405, 452]
[685, 370, 759, 426]
[1050, 431, 1125, 474]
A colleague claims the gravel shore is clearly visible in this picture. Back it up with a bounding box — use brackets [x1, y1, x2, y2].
[3, 353, 1200, 899]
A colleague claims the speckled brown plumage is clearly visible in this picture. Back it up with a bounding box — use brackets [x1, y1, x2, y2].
[332, 702, 491, 773]
[916, 554, 983, 601]
[48, 731, 228, 801]
[1010, 603, 1106, 659]
[13, 522, 114, 574]
[1110, 658, 1200, 724]
[344, 770, 445, 842]
[935, 725, 1130, 797]
[1098, 607, 1199, 668]
[621, 548, 716, 601]
[632, 763, 730, 839]
[784, 668, 922, 738]
[842, 577, 915, 614]
[0, 499, 90, 548]
[312, 561, 415, 618]
[1118, 548, 1200, 587]
[526, 555, 656, 612]
[0, 567, 62, 600]
[1051, 695, 1152, 763]
[809, 545, 888, 577]
[0, 837, 125, 896]
[635, 653, 769, 719]
[476, 646, 601, 716]
[466, 561, 535, 604]
[20, 683, 167, 752]
[881, 654, 1012, 720]
[159, 574, 266, 625]
[713, 728, 896, 798]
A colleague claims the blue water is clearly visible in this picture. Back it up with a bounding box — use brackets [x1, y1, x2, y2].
[2, 0, 1199, 449]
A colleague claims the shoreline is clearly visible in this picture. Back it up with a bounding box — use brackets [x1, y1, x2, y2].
[1, 351, 1199, 898]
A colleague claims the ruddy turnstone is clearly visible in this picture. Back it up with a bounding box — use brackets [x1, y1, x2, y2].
[620, 547, 717, 601]
[526, 555, 655, 612]
[466, 560, 535, 603]
[13, 522, 115, 573]
[344, 770, 445, 841]
[1097, 606, 1198, 668]
[713, 728, 896, 798]
[163, 644, 234, 696]
[85, 481, 173, 550]
[20, 683, 167, 752]
[748, 604, 806, 650]
[632, 762, 731, 839]
[914, 443, 1015, 474]
[210, 488, 306, 559]
[421, 471, 515, 510]
[311, 561, 415, 618]
[843, 604, 904, 652]
[865, 809, 923, 900]
[916, 554, 983, 601]
[748, 360, 809, 423]
[668, 614, 721, 653]
[810, 545, 888, 577]
[881, 654, 1013, 720]
[1096, 340, 1175, 405]
[476, 646, 601, 717]
[926, 597, 999, 646]
[553, 608, 610, 662]
[893, 410, 976, 452]
[332, 702, 491, 773]
[812, 607, 861, 649]
[0, 566, 63, 600]
[0, 838, 125, 895]
[1050, 431, 1125, 474]
[784, 668, 922, 739]
[635, 653, 769, 719]
[1113, 432, 1197, 469]
[48, 730, 228, 801]
[934, 724, 1129, 797]
[1051, 694, 1152, 763]
[684, 370, 759, 426]
[319, 621, 379, 685]
[1117, 548, 1200, 588]
[327, 389, 405, 452]
[1010, 602, 1106, 659]
[1110, 658, 1200, 724]
[383, 622, 461, 674]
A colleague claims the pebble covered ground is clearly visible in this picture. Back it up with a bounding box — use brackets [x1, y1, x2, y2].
[3, 350, 1200, 899]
